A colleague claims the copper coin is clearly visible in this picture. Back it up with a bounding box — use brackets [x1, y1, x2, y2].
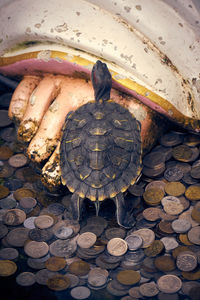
[143, 188, 164, 206]
[164, 181, 186, 196]
[179, 233, 194, 246]
[24, 240, 49, 258]
[139, 281, 159, 297]
[191, 202, 200, 223]
[6, 227, 30, 247]
[176, 251, 198, 271]
[8, 153, 28, 168]
[34, 215, 54, 229]
[0, 185, 9, 199]
[188, 226, 200, 245]
[154, 255, 175, 272]
[107, 238, 128, 256]
[145, 180, 166, 192]
[157, 274, 182, 293]
[47, 274, 70, 291]
[182, 268, 200, 280]
[77, 232, 97, 248]
[19, 197, 37, 209]
[3, 208, 26, 225]
[185, 185, 200, 201]
[105, 227, 126, 240]
[116, 270, 141, 285]
[69, 260, 90, 276]
[0, 146, 13, 160]
[143, 207, 161, 221]
[13, 188, 36, 201]
[158, 220, 174, 234]
[0, 260, 17, 276]
[45, 256, 67, 271]
[144, 240, 164, 257]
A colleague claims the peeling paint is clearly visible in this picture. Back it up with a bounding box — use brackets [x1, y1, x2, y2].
[135, 5, 142, 11]
[124, 6, 131, 13]
[49, 100, 59, 113]
[37, 50, 51, 61]
[34, 23, 41, 29]
[55, 23, 68, 33]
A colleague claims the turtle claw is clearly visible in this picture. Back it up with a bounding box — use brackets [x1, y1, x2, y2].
[70, 193, 84, 221]
[113, 193, 135, 229]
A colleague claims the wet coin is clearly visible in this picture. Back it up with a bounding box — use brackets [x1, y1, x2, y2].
[16, 272, 36, 286]
[164, 166, 183, 181]
[65, 274, 79, 288]
[160, 132, 183, 146]
[27, 254, 50, 270]
[0, 197, 17, 209]
[71, 286, 91, 299]
[0, 260, 17, 276]
[117, 270, 141, 285]
[172, 144, 193, 162]
[154, 255, 175, 272]
[13, 188, 36, 201]
[69, 260, 90, 276]
[8, 153, 28, 168]
[139, 281, 159, 297]
[0, 146, 13, 160]
[125, 234, 143, 251]
[35, 268, 57, 285]
[188, 226, 200, 245]
[0, 247, 19, 260]
[143, 152, 165, 168]
[34, 215, 54, 229]
[164, 181, 185, 196]
[23, 216, 37, 229]
[45, 256, 67, 271]
[19, 197, 37, 209]
[54, 226, 73, 239]
[185, 185, 200, 201]
[171, 219, 191, 233]
[0, 223, 8, 238]
[143, 188, 164, 206]
[6, 227, 30, 247]
[47, 274, 70, 291]
[142, 207, 161, 221]
[3, 208, 26, 225]
[49, 238, 77, 257]
[24, 240, 49, 258]
[105, 227, 126, 240]
[144, 240, 164, 257]
[77, 232, 97, 248]
[80, 224, 104, 237]
[28, 228, 53, 242]
[176, 251, 198, 271]
[157, 274, 182, 293]
[0, 185, 9, 199]
[133, 228, 155, 248]
[107, 238, 128, 256]
[88, 270, 108, 288]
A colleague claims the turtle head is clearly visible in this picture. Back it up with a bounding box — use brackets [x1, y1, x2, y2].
[91, 60, 112, 102]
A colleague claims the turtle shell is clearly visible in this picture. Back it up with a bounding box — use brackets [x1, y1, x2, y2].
[60, 100, 142, 201]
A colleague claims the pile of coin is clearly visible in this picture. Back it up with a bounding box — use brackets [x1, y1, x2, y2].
[1, 96, 200, 299]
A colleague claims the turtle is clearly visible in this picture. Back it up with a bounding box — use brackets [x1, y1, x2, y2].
[60, 60, 142, 228]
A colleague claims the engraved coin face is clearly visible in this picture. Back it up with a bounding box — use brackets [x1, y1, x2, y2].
[107, 238, 128, 256]
[70, 286, 91, 299]
[77, 232, 97, 248]
[24, 241, 49, 258]
[157, 275, 182, 293]
[176, 251, 198, 272]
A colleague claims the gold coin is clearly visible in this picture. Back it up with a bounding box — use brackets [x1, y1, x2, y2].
[47, 274, 70, 291]
[45, 256, 67, 271]
[13, 188, 36, 201]
[143, 188, 164, 206]
[179, 234, 193, 245]
[172, 245, 190, 259]
[144, 240, 164, 257]
[185, 185, 200, 201]
[182, 268, 200, 280]
[154, 255, 175, 272]
[172, 144, 193, 162]
[191, 202, 200, 223]
[164, 181, 186, 197]
[0, 185, 9, 199]
[68, 260, 90, 276]
[0, 260, 17, 276]
[116, 270, 141, 285]
[0, 146, 13, 160]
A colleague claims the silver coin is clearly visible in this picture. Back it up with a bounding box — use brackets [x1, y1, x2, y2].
[19, 197, 37, 209]
[70, 286, 91, 299]
[0, 197, 17, 209]
[164, 167, 183, 181]
[49, 238, 77, 257]
[23, 216, 37, 229]
[188, 226, 200, 245]
[157, 274, 182, 293]
[54, 226, 73, 239]
[65, 274, 79, 288]
[87, 271, 107, 288]
[139, 281, 159, 297]
[35, 268, 57, 285]
[6, 227, 30, 247]
[125, 234, 143, 250]
[46, 203, 65, 215]
[176, 251, 198, 272]
[171, 219, 191, 233]
[106, 280, 129, 296]
[86, 216, 108, 229]
[124, 249, 145, 263]
[27, 253, 50, 269]
[0, 247, 19, 260]
[105, 227, 126, 240]
[160, 237, 179, 251]
[8, 153, 28, 168]
[16, 272, 36, 286]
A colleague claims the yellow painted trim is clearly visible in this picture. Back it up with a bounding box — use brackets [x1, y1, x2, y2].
[0, 50, 200, 131]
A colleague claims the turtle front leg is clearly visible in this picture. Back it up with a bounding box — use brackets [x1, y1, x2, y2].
[112, 193, 135, 229]
[70, 193, 84, 221]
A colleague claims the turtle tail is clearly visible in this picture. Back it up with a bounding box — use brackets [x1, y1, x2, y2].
[91, 60, 112, 102]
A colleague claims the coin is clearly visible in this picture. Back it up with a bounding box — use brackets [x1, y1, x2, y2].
[145, 180, 166, 192]
[0, 110, 12, 127]
[143, 188, 164, 206]
[107, 238, 128, 256]
[188, 226, 200, 245]
[0, 164, 14, 178]
[69, 260, 90, 276]
[24, 240, 49, 258]
[19, 197, 37, 209]
[157, 274, 182, 293]
[133, 228, 155, 248]
[8, 153, 28, 168]
[191, 165, 200, 179]
[27, 254, 50, 270]
[0, 223, 8, 238]
[164, 181, 185, 196]
[0, 146, 13, 160]
[0, 197, 17, 209]
[71, 286, 91, 299]
[0, 247, 19, 260]
[16, 272, 36, 286]
[80, 224, 104, 237]
[6, 227, 30, 247]
[164, 166, 183, 181]
[139, 281, 159, 297]
[13, 188, 36, 201]
[160, 237, 179, 251]
[185, 185, 200, 201]
[87, 215, 108, 229]
[171, 219, 191, 233]
[49, 238, 77, 257]
[154, 255, 175, 272]
[54, 226, 73, 239]
[179, 233, 193, 245]
[3, 208, 26, 225]
[125, 234, 143, 251]
[172, 144, 193, 162]
[0, 260, 17, 276]
[45, 202, 65, 216]
[88, 269, 108, 288]
[105, 227, 126, 240]
[23, 216, 37, 229]
[128, 184, 144, 196]
[182, 268, 200, 280]
[52, 219, 80, 237]
[176, 251, 198, 271]
[142, 164, 165, 177]
[191, 202, 200, 223]
[35, 268, 57, 285]
[160, 132, 183, 146]
[129, 286, 143, 298]
[28, 228, 53, 242]
[144, 240, 164, 257]
[116, 270, 141, 285]
[47, 274, 70, 291]
[64, 274, 79, 288]
[45, 256, 67, 271]
[95, 255, 120, 270]
[0, 185, 9, 199]
[77, 232, 97, 248]
[163, 201, 184, 215]
[142, 207, 161, 221]
[179, 207, 199, 227]
[34, 215, 54, 229]
[143, 152, 165, 168]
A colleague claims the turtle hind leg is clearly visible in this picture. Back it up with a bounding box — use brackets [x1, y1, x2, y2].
[70, 193, 84, 221]
[112, 193, 136, 229]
